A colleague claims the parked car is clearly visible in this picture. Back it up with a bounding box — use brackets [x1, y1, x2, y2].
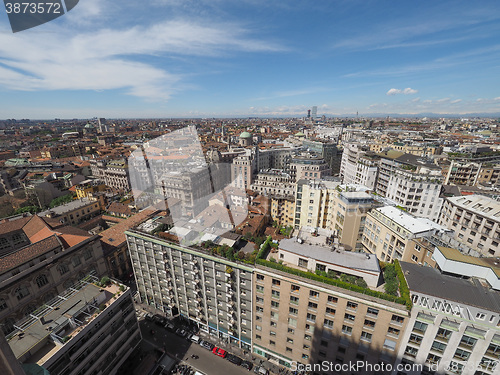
[189, 334, 201, 344]
[175, 328, 188, 337]
[212, 347, 227, 358]
[226, 353, 242, 366]
[241, 360, 253, 371]
[253, 366, 268, 375]
[153, 314, 166, 326]
[200, 340, 215, 351]
[164, 322, 175, 331]
[145, 313, 154, 322]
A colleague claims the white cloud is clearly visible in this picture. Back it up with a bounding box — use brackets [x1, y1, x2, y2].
[0, 19, 283, 101]
[386, 87, 418, 96]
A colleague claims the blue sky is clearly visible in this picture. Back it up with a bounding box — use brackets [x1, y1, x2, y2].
[0, 0, 499, 118]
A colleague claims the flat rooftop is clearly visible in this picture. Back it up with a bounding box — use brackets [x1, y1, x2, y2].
[279, 237, 380, 273]
[376, 206, 443, 234]
[8, 277, 122, 364]
[400, 261, 500, 312]
[38, 198, 95, 217]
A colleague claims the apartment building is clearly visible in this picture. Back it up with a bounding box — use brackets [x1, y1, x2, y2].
[394, 261, 500, 375]
[90, 159, 130, 191]
[253, 264, 409, 371]
[289, 153, 331, 182]
[438, 195, 500, 257]
[362, 206, 444, 263]
[302, 139, 342, 175]
[444, 160, 500, 187]
[231, 150, 255, 190]
[6, 276, 141, 375]
[126, 230, 254, 351]
[294, 179, 339, 229]
[255, 147, 294, 171]
[340, 143, 379, 190]
[331, 188, 375, 251]
[385, 167, 443, 221]
[38, 197, 101, 225]
[294, 180, 375, 251]
[270, 195, 295, 228]
[0, 215, 106, 335]
[251, 169, 295, 197]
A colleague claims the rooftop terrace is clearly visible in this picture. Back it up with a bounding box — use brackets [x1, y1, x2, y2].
[7, 275, 125, 365]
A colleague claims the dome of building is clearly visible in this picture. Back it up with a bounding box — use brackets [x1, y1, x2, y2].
[239, 131, 252, 138]
[295, 132, 305, 137]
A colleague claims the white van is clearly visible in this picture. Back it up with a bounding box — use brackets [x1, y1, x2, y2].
[189, 334, 201, 344]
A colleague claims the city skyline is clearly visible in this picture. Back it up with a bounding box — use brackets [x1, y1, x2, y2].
[0, 0, 500, 118]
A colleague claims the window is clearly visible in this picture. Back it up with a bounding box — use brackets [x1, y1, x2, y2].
[383, 339, 396, 351]
[286, 347, 292, 353]
[72, 256, 81, 267]
[289, 307, 298, 315]
[426, 353, 441, 365]
[367, 307, 378, 316]
[270, 311, 279, 320]
[290, 296, 299, 305]
[256, 306, 263, 312]
[309, 290, 319, 298]
[409, 333, 423, 345]
[308, 302, 318, 309]
[304, 334, 311, 341]
[344, 313, 355, 322]
[454, 348, 470, 361]
[404, 346, 418, 358]
[83, 249, 92, 260]
[36, 274, 49, 288]
[320, 340, 328, 347]
[387, 327, 400, 336]
[342, 325, 352, 335]
[0, 298, 7, 311]
[257, 274, 264, 280]
[15, 286, 30, 300]
[269, 340, 275, 346]
[270, 331, 276, 336]
[327, 296, 338, 304]
[287, 327, 295, 334]
[431, 341, 446, 353]
[459, 335, 477, 350]
[287, 337, 293, 344]
[58, 264, 69, 275]
[364, 319, 375, 328]
[270, 321, 277, 327]
[324, 319, 334, 329]
[303, 344, 310, 350]
[291, 284, 300, 292]
[306, 313, 316, 322]
[255, 334, 261, 340]
[256, 285, 264, 293]
[326, 307, 335, 315]
[361, 331, 372, 342]
[298, 258, 308, 268]
[392, 314, 404, 324]
[272, 279, 281, 286]
[436, 328, 452, 341]
[413, 321, 428, 334]
[288, 318, 297, 327]
[255, 325, 262, 331]
[271, 290, 280, 298]
[271, 301, 279, 308]
[476, 312, 486, 320]
[256, 296, 264, 303]
[347, 301, 358, 310]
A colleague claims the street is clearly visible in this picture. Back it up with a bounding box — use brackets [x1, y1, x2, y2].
[138, 318, 263, 375]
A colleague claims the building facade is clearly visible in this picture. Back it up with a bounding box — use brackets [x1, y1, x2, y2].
[0, 215, 107, 335]
[7, 276, 141, 375]
[394, 261, 500, 375]
[438, 195, 500, 257]
[126, 230, 254, 351]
